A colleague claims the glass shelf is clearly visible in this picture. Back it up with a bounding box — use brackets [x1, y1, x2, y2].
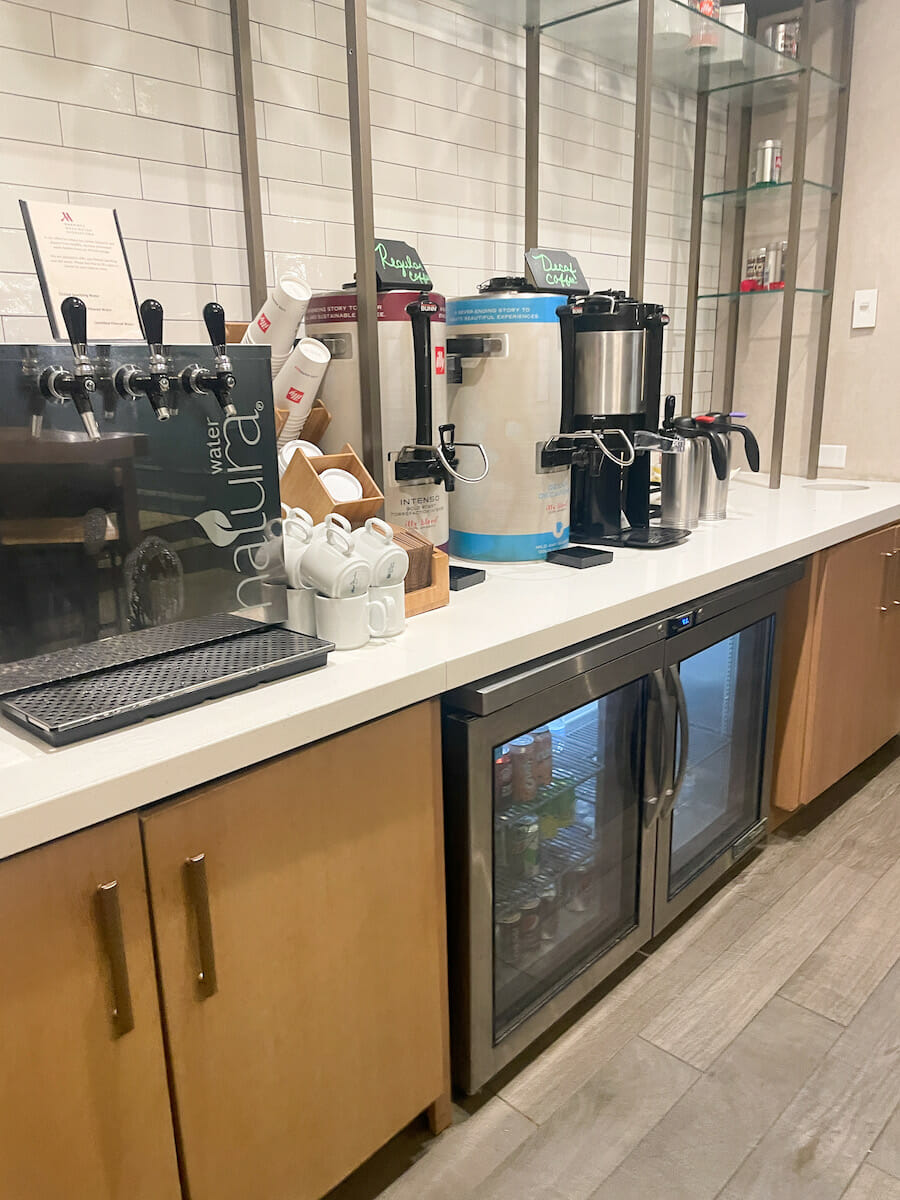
[698, 286, 830, 300]
[703, 179, 836, 205]
[445, 0, 842, 101]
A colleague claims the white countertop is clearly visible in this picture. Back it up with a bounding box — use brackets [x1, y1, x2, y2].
[0, 473, 898, 861]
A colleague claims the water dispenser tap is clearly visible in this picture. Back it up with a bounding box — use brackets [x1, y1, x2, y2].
[181, 302, 236, 417]
[115, 299, 173, 420]
[38, 297, 100, 440]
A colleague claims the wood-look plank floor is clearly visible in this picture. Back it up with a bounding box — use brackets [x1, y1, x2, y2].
[326, 739, 900, 1200]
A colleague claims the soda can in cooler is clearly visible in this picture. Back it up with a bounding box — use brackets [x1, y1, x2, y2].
[537, 784, 559, 840]
[509, 736, 537, 805]
[553, 772, 578, 828]
[494, 812, 512, 870]
[496, 908, 522, 966]
[494, 752, 514, 809]
[511, 814, 540, 879]
[539, 882, 560, 941]
[532, 727, 554, 786]
[519, 896, 542, 953]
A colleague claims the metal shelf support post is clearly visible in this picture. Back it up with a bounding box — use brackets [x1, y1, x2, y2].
[630, 0, 654, 300]
[770, 0, 815, 487]
[806, 0, 856, 479]
[229, 0, 266, 314]
[524, 2, 541, 253]
[345, 0, 384, 487]
[681, 86, 709, 415]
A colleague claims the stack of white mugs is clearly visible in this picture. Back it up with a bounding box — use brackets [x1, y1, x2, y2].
[279, 511, 409, 650]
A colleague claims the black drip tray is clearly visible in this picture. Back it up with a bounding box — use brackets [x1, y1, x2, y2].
[2, 628, 333, 746]
[0, 614, 271, 699]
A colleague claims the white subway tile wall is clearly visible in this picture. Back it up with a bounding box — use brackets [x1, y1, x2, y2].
[0, 0, 723, 401]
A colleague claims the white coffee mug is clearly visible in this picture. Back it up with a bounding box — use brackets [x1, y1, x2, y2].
[353, 518, 410, 587]
[369, 581, 406, 637]
[282, 512, 315, 589]
[312, 512, 352, 539]
[283, 585, 317, 636]
[299, 526, 371, 598]
[314, 592, 387, 650]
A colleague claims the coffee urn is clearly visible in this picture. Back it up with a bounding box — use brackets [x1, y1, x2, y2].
[445, 278, 572, 561]
[558, 291, 685, 549]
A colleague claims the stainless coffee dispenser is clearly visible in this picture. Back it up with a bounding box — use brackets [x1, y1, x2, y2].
[558, 291, 686, 549]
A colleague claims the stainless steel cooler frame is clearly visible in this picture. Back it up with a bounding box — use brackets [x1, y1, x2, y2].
[443, 562, 799, 1093]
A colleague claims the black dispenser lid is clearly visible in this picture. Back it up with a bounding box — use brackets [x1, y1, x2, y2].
[572, 290, 668, 330]
[477, 276, 532, 293]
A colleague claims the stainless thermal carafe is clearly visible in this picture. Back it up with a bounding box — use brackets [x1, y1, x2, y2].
[660, 403, 730, 530]
[697, 413, 761, 519]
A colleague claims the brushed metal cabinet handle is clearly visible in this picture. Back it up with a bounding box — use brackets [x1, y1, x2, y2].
[880, 551, 895, 614]
[185, 854, 218, 998]
[96, 881, 135, 1037]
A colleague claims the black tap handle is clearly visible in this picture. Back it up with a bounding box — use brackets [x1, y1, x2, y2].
[61, 296, 87, 349]
[730, 423, 761, 472]
[203, 302, 226, 351]
[664, 394, 676, 430]
[140, 299, 164, 348]
[406, 293, 435, 448]
[557, 303, 576, 435]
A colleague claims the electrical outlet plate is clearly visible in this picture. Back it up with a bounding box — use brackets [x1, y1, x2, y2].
[852, 289, 878, 329]
[819, 444, 847, 469]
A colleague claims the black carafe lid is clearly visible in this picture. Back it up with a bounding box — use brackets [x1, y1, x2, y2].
[477, 276, 532, 293]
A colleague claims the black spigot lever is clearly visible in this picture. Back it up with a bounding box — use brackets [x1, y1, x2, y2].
[39, 296, 100, 440]
[115, 299, 172, 420]
[181, 302, 236, 417]
[203, 301, 227, 354]
[61, 296, 87, 354]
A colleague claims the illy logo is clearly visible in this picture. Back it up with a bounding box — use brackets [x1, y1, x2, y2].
[435, 346, 445, 375]
[60, 211, 74, 223]
[257, 313, 271, 332]
[286, 386, 305, 404]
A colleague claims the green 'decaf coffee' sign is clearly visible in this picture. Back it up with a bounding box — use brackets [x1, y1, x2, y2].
[525, 248, 589, 294]
[374, 239, 432, 290]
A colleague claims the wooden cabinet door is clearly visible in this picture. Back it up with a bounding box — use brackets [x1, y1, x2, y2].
[804, 524, 900, 801]
[877, 522, 900, 741]
[0, 815, 181, 1200]
[141, 700, 449, 1200]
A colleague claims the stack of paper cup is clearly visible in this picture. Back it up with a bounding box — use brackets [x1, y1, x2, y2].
[275, 338, 332, 447]
[242, 276, 312, 378]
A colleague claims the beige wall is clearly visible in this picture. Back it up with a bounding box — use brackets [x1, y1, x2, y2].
[820, 0, 899, 481]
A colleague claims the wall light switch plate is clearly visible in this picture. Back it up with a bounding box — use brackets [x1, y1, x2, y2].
[819, 444, 847, 469]
[852, 289, 878, 329]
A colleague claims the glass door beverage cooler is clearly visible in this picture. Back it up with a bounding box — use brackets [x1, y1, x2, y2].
[442, 563, 800, 1093]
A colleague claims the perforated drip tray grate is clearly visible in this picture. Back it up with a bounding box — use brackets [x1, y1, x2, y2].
[2, 628, 334, 746]
[0, 614, 272, 699]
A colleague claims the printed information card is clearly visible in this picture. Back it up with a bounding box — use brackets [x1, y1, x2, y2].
[20, 200, 143, 341]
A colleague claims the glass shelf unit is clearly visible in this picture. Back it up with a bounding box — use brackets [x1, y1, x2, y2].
[703, 179, 835, 206]
[455, 0, 842, 99]
[698, 286, 830, 301]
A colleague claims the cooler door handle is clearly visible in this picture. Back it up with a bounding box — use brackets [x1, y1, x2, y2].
[661, 665, 690, 822]
[644, 669, 673, 828]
